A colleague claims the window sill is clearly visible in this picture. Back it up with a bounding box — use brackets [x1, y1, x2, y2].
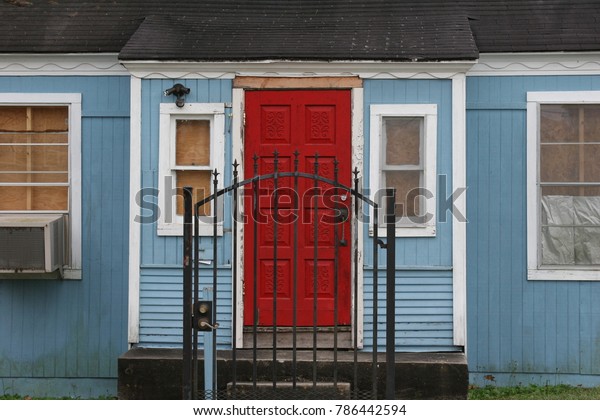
[0, 268, 81, 281]
[528, 268, 600, 281]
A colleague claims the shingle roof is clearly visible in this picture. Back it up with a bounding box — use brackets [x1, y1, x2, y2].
[119, 12, 478, 61]
[0, 1, 598, 61]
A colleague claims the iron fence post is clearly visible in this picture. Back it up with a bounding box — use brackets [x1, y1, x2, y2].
[385, 188, 396, 400]
[182, 186, 193, 400]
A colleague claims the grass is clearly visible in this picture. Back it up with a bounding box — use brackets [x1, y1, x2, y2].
[0, 394, 116, 400]
[3, 386, 600, 400]
[468, 384, 600, 400]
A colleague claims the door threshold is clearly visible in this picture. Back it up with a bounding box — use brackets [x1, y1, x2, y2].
[242, 326, 352, 349]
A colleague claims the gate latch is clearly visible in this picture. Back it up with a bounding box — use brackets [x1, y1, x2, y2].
[193, 301, 219, 331]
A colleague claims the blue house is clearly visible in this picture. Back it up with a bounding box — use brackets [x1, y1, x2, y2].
[0, 0, 599, 398]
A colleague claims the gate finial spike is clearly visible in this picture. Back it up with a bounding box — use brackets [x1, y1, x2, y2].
[353, 166, 360, 178]
[232, 159, 239, 180]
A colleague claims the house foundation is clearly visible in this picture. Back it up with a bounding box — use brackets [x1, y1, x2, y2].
[117, 348, 468, 400]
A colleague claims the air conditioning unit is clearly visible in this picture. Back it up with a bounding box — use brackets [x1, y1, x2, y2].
[0, 214, 66, 274]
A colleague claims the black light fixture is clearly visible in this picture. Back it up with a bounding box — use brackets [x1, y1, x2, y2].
[164, 83, 190, 107]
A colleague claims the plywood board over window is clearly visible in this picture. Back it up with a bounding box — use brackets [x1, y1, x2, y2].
[0, 106, 69, 212]
[158, 103, 225, 236]
[174, 119, 212, 217]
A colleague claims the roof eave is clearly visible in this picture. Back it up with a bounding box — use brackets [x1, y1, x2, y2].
[120, 59, 478, 79]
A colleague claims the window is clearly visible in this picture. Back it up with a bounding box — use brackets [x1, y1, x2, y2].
[0, 94, 81, 277]
[527, 91, 600, 280]
[369, 104, 437, 237]
[158, 103, 225, 235]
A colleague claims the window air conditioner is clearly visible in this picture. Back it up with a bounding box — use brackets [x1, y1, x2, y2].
[0, 214, 66, 274]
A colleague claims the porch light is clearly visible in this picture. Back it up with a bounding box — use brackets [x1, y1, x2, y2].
[164, 83, 190, 107]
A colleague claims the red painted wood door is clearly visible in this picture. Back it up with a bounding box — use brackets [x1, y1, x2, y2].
[243, 90, 352, 327]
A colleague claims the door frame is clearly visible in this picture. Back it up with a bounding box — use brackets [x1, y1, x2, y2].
[231, 78, 365, 348]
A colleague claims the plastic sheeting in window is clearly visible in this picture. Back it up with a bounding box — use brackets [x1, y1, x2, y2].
[541, 195, 600, 265]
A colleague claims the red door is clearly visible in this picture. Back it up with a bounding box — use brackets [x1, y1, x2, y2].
[243, 90, 352, 327]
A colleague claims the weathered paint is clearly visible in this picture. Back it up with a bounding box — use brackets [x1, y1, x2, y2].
[0, 76, 130, 397]
[137, 79, 233, 346]
[466, 75, 600, 386]
[138, 267, 232, 348]
[363, 79, 458, 351]
[362, 270, 456, 352]
[137, 78, 459, 351]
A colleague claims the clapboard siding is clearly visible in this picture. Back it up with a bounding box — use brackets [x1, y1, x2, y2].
[139, 267, 232, 348]
[362, 79, 457, 351]
[137, 78, 457, 351]
[362, 269, 456, 352]
[0, 76, 130, 396]
[137, 79, 233, 347]
[466, 75, 600, 386]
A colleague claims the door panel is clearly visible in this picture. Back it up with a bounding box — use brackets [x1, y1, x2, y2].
[243, 90, 352, 327]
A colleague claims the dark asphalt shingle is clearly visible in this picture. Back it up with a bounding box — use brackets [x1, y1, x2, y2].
[0, 1, 598, 60]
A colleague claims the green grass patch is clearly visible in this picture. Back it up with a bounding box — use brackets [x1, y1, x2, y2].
[469, 384, 600, 400]
[1, 394, 116, 400]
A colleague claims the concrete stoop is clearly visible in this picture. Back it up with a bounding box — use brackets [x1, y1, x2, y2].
[118, 348, 467, 400]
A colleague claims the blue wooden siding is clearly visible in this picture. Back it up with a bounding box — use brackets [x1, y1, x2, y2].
[467, 75, 600, 386]
[363, 79, 458, 351]
[138, 79, 233, 347]
[138, 78, 457, 351]
[139, 268, 232, 348]
[0, 76, 130, 397]
[363, 270, 455, 352]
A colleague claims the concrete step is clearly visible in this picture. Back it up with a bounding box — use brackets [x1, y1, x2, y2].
[118, 348, 468, 400]
[226, 381, 352, 400]
[243, 326, 352, 349]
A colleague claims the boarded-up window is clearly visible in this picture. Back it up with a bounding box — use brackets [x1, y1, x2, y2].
[382, 116, 424, 220]
[158, 103, 225, 236]
[539, 104, 600, 265]
[0, 106, 69, 211]
[174, 119, 211, 216]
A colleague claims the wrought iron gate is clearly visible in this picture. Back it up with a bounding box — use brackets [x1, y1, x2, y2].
[182, 151, 397, 399]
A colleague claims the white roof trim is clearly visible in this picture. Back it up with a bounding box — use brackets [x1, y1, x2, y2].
[0, 53, 128, 75]
[469, 52, 600, 76]
[121, 60, 476, 79]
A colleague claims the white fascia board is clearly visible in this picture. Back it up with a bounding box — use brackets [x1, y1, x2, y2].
[0, 53, 127, 76]
[121, 60, 476, 79]
[469, 52, 600, 76]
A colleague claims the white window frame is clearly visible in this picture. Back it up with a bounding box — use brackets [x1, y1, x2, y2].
[157, 103, 225, 236]
[0, 93, 82, 278]
[369, 104, 437, 237]
[527, 91, 600, 281]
